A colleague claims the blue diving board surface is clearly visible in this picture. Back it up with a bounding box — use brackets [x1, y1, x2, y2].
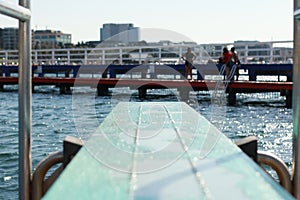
[43, 102, 294, 200]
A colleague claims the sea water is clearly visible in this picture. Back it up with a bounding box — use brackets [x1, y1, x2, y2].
[0, 87, 293, 199]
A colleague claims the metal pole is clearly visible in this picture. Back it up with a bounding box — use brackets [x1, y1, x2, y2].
[18, 0, 32, 199]
[293, 0, 300, 198]
[0, 0, 31, 21]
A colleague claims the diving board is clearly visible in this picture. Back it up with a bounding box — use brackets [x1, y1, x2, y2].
[43, 102, 294, 200]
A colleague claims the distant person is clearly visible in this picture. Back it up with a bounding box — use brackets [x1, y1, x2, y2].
[182, 47, 196, 80]
[215, 56, 224, 72]
[230, 47, 241, 81]
[222, 47, 232, 80]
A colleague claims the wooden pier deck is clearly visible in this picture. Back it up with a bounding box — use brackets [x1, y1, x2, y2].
[42, 102, 294, 199]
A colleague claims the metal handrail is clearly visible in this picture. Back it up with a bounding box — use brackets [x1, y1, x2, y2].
[32, 151, 64, 200]
[0, 0, 31, 21]
[257, 151, 292, 193]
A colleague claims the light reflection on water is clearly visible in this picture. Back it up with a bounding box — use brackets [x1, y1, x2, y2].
[0, 88, 293, 199]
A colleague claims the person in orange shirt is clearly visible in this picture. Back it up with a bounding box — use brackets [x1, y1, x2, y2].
[222, 47, 232, 80]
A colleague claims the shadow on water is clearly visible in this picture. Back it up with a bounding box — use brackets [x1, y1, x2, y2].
[239, 100, 287, 108]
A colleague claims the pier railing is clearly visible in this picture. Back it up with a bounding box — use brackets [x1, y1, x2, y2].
[0, 40, 293, 66]
[0, 63, 293, 82]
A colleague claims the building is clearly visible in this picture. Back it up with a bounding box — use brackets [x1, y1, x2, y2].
[33, 30, 72, 49]
[201, 40, 293, 64]
[100, 23, 139, 44]
[0, 27, 18, 50]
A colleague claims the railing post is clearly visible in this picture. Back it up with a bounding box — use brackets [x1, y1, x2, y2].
[67, 50, 70, 65]
[179, 47, 183, 63]
[119, 48, 123, 65]
[34, 50, 37, 64]
[138, 48, 142, 64]
[198, 46, 202, 63]
[270, 42, 274, 64]
[245, 44, 249, 64]
[5, 51, 8, 65]
[102, 49, 105, 64]
[84, 50, 87, 65]
[18, 0, 32, 199]
[51, 50, 55, 64]
[158, 48, 161, 63]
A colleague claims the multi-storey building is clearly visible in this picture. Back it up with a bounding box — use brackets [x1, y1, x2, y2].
[201, 40, 293, 64]
[0, 27, 18, 50]
[33, 30, 72, 49]
[100, 23, 139, 44]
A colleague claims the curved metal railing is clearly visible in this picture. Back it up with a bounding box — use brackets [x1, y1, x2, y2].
[257, 150, 292, 193]
[31, 151, 64, 200]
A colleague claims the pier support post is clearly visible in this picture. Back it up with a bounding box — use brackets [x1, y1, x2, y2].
[179, 88, 190, 101]
[228, 88, 236, 106]
[141, 69, 147, 79]
[59, 86, 66, 94]
[65, 72, 70, 78]
[64, 73, 71, 92]
[235, 136, 258, 161]
[286, 90, 292, 108]
[66, 87, 71, 93]
[97, 85, 109, 96]
[102, 69, 109, 78]
[138, 87, 147, 99]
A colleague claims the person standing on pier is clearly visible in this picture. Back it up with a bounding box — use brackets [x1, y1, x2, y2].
[230, 47, 241, 81]
[182, 47, 197, 80]
[222, 47, 232, 80]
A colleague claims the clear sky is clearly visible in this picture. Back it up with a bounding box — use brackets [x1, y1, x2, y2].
[0, 0, 294, 44]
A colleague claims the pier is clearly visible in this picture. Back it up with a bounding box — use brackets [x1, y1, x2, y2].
[0, 63, 293, 107]
[41, 102, 294, 199]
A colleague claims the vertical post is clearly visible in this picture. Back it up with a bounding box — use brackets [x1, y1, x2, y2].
[97, 84, 109, 96]
[34, 50, 37, 64]
[138, 87, 147, 99]
[5, 51, 8, 65]
[158, 48, 161, 64]
[286, 90, 292, 109]
[228, 88, 236, 106]
[179, 46, 182, 62]
[51, 50, 55, 64]
[269, 42, 274, 64]
[138, 48, 142, 64]
[102, 49, 105, 64]
[18, 0, 32, 199]
[293, 0, 300, 198]
[179, 87, 190, 102]
[84, 50, 87, 65]
[119, 48, 123, 65]
[198, 46, 202, 63]
[67, 50, 70, 65]
[245, 45, 248, 64]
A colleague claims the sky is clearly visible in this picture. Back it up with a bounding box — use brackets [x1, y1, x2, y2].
[0, 0, 294, 44]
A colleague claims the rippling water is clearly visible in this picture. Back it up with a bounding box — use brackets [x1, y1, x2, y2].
[0, 87, 293, 199]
